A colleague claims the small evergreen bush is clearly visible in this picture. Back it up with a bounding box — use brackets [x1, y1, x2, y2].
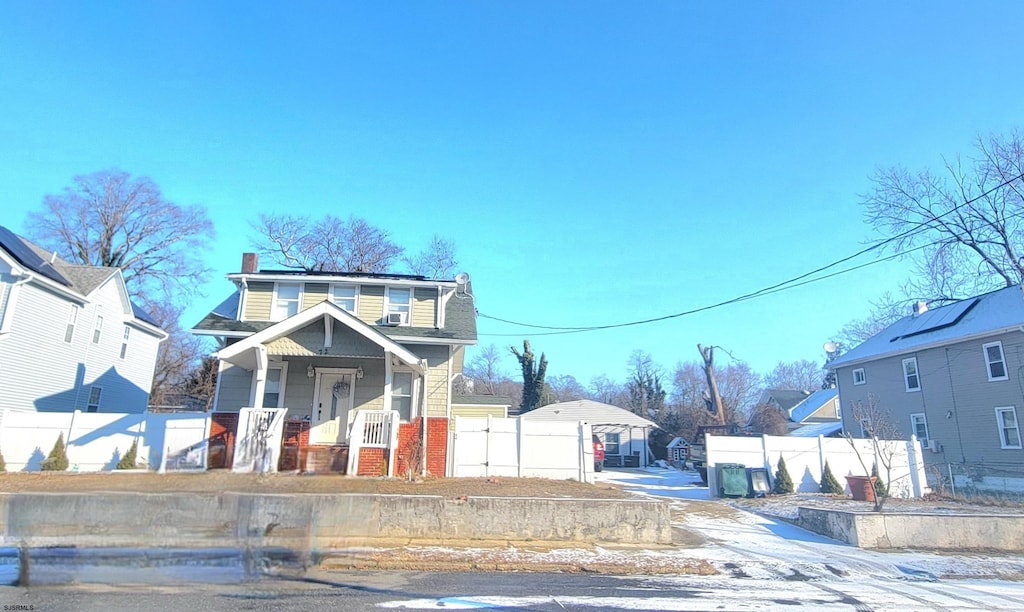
[773, 455, 794, 494]
[116, 440, 138, 470]
[820, 460, 843, 494]
[0, 447, 6, 472]
[40, 433, 69, 471]
[871, 462, 886, 499]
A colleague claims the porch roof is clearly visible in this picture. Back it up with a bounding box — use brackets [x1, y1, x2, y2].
[216, 301, 424, 373]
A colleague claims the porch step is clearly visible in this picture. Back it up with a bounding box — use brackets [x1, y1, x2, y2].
[300, 445, 349, 474]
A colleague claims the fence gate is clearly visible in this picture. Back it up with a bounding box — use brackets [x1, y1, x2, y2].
[451, 416, 520, 477]
[231, 408, 286, 473]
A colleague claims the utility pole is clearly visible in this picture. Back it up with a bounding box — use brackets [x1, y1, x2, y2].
[698, 344, 725, 425]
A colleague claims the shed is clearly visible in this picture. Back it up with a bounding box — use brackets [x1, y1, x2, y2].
[666, 436, 689, 465]
[523, 400, 658, 468]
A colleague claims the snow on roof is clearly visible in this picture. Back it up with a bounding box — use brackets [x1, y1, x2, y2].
[789, 421, 844, 437]
[789, 389, 838, 423]
[831, 285, 1024, 368]
[522, 399, 658, 429]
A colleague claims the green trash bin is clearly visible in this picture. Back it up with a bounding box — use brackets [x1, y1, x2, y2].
[717, 463, 748, 498]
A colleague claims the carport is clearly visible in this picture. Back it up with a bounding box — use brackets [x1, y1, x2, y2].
[522, 400, 659, 468]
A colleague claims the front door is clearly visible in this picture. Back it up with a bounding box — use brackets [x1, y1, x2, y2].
[311, 372, 356, 445]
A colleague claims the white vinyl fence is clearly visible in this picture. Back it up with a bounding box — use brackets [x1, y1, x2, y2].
[705, 434, 928, 498]
[450, 416, 595, 483]
[0, 408, 211, 472]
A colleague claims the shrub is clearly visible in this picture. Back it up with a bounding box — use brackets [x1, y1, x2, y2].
[0, 447, 6, 472]
[820, 460, 843, 494]
[871, 462, 886, 499]
[40, 433, 69, 471]
[773, 455, 794, 494]
[116, 440, 138, 470]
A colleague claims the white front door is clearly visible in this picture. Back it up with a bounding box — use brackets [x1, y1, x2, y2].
[311, 372, 355, 445]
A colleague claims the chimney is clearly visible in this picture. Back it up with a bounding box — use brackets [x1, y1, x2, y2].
[913, 300, 928, 316]
[241, 252, 259, 274]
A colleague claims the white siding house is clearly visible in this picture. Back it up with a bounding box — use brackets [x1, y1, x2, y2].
[0, 226, 167, 413]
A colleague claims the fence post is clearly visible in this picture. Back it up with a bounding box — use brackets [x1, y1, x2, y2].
[908, 435, 921, 497]
[761, 434, 771, 474]
[516, 416, 524, 478]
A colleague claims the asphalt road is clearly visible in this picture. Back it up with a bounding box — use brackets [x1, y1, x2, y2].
[3, 570, 1024, 611]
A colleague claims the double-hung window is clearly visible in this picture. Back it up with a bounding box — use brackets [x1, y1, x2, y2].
[331, 285, 358, 313]
[852, 368, 866, 385]
[273, 283, 301, 321]
[604, 432, 621, 454]
[120, 326, 130, 359]
[910, 413, 929, 446]
[87, 386, 102, 412]
[262, 366, 286, 408]
[64, 305, 79, 343]
[983, 342, 1008, 381]
[92, 315, 103, 344]
[391, 371, 414, 420]
[996, 407, 1022, 449]
[386, 287, 412, 325]
[902, 357, 920, 392]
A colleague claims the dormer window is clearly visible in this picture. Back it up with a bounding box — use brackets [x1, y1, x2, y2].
[386, 287, 412, 325]
[331, 284, 358, 313]
[273, 283, 301, 321]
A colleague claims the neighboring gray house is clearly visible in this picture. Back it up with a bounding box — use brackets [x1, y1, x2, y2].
[0, 227, 167, 413]
[522, 399, 658, 468]
[831, 286, 1024, 491]
[750, 388, 842, 437]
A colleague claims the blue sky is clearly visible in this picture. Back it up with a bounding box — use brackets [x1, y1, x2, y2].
[3, 2, 1024, 386]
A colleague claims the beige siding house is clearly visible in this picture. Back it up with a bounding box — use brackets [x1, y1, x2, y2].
[0, 226, 167, 414]
[832, 286, 1024, 492]
[191, 253, 477, 476]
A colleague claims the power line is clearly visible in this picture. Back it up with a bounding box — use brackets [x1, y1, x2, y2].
[479, 171, 1024, 338]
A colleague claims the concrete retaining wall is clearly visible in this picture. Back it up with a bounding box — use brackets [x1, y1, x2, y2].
[797, 506, 1024, 551]
[0, 493, 672, 548]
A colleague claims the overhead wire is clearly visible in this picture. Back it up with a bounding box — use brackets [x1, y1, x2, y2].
[479, 171, 1024, 338]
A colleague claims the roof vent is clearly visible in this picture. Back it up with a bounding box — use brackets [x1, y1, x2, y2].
[913, 300, 928, 316]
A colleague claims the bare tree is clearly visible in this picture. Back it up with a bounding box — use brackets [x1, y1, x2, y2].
[845, 395, 905, 512]
[863, 130, 1024, 303]
[546, 374, 588, 403]
[834, 291, 909, 349]
[589, 375, 630, 407]
[698, 344, 725, 424]
[464, 344, 507, 395]
[763, 359, 824, 391]
[251, 213, 404, 272]
[26, 169, 215, 306]
[716, 360, 763, 423]
[403, 234, 459, 278]
[26, 170, 215, 408]
[748, 403, 789, 435]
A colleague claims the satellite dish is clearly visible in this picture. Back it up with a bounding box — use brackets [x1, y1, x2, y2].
[455, 272, 470, 285]
[823, 341, 839, 353]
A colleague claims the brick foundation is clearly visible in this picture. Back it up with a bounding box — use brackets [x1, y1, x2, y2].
[394, 417, 449, 477]
[357, 447, 387, 476]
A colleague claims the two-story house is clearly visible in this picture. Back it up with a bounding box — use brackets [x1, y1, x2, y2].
[831, 285, 1024, 491]
[0, 226, 167, 414]
[190, 253, 477, 476]
[752, 388, 842, 437]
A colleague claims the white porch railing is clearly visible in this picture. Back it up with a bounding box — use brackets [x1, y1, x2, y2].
[347, 410, 401, 476]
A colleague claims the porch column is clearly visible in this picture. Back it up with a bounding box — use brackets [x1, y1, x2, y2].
[382, 351, 393, 411]
[420, 358, 429, 477]
[250, 345, 268, 409]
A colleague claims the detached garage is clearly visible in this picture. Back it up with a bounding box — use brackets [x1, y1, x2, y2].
[523, 400, 658, 468]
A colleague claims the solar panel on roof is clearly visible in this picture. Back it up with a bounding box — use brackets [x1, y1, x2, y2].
[0, 226, 70, 286]
[892, 298, 979, 341]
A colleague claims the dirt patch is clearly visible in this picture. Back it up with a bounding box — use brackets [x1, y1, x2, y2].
[0, 472, 632, 499]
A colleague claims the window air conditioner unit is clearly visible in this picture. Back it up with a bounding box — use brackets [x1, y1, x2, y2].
[927, 439, 941, 452]
[386, 312, 406, 326]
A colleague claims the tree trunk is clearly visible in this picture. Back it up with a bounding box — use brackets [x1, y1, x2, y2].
[698, 344, 726, 425]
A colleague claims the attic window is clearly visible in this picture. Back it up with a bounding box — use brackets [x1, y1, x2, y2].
[852, 368, 866, 385]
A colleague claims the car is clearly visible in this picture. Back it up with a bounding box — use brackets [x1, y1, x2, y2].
[592, 434, 605, 472]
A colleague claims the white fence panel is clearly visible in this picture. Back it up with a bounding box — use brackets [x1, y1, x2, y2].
[706, 434, 927, 498]
[231, 407, 286, 473]
[451, 416, 593, 483]
[0, 408, 212, 472]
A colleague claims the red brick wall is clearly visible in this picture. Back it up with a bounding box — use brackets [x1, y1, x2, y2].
[357, 447, 387, 476]
[426, 417, 448, 476]
[208, 413, 239, 469]
[394, 418, 449, 477]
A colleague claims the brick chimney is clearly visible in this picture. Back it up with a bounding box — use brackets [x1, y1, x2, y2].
[241, 252, 259, 274]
